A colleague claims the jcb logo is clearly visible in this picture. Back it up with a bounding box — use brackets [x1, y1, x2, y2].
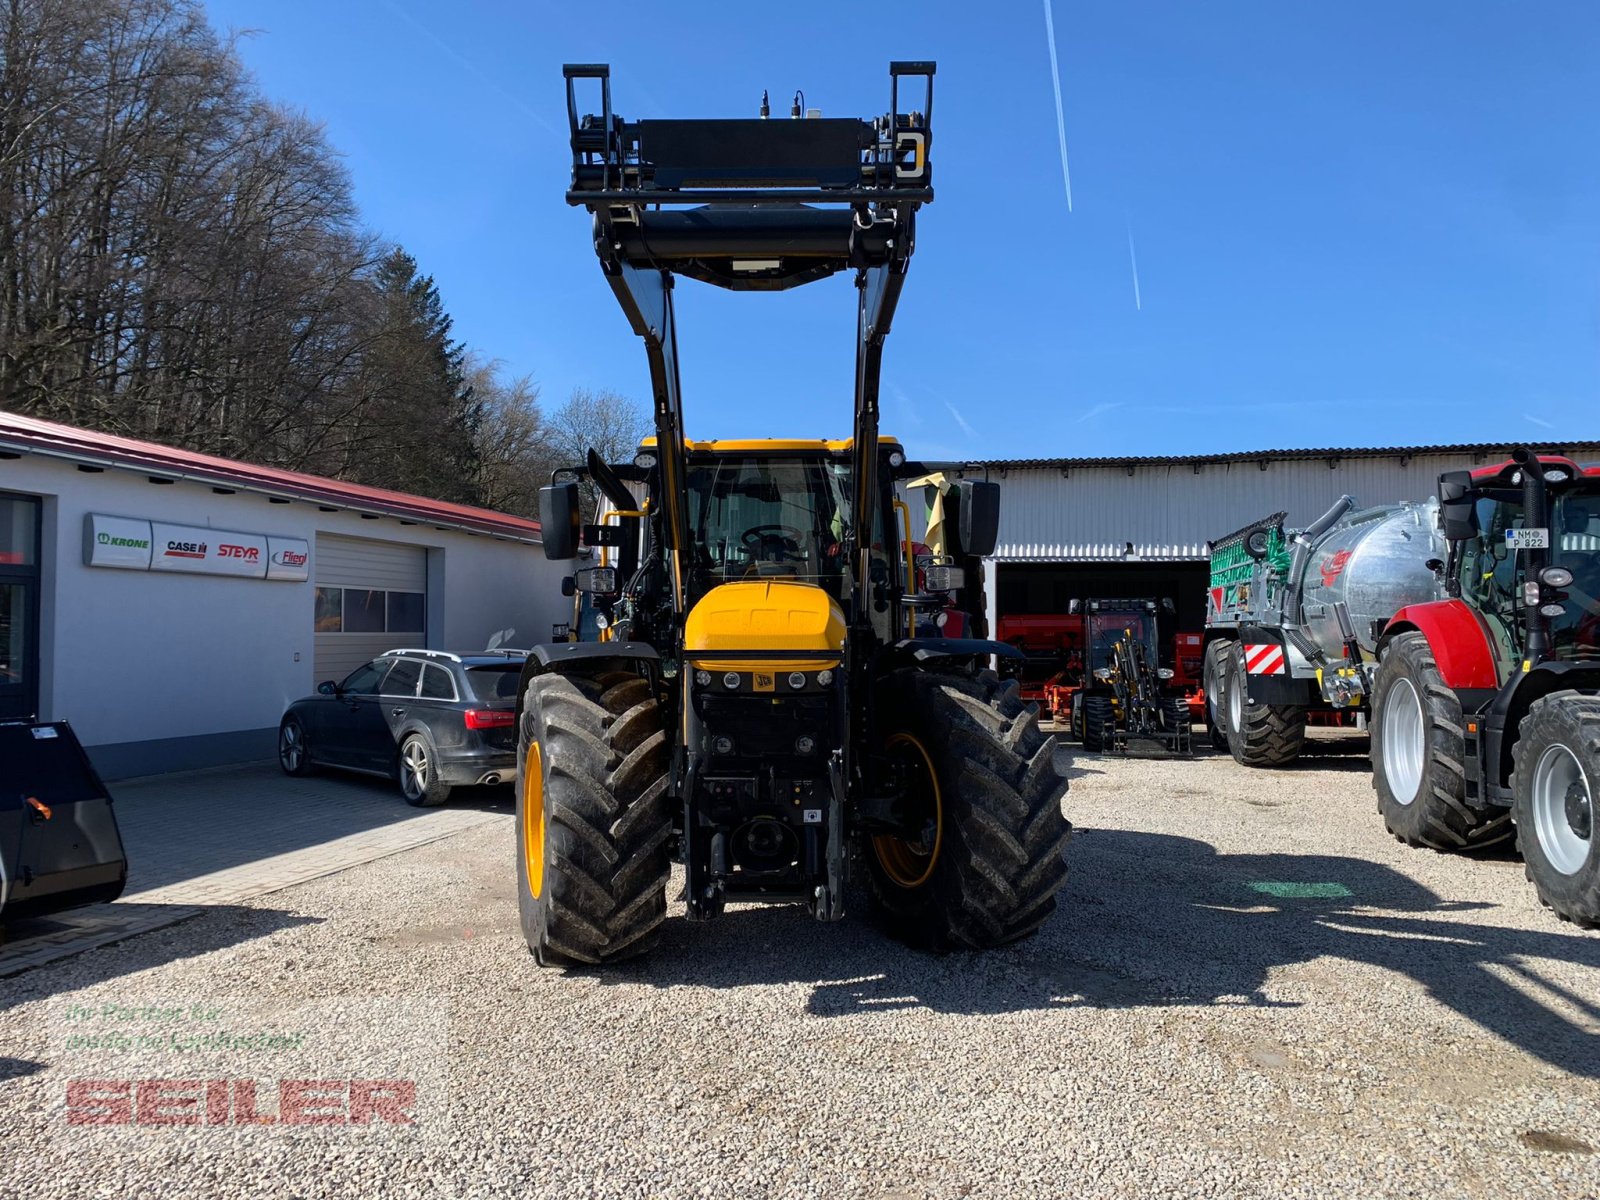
[753, 672, 775, 693]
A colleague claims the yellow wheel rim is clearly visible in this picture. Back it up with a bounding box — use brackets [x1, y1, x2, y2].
[522, 741, 545, 899]
[872, 732, 943, 889]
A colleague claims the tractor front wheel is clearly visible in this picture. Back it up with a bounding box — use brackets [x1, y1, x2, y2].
[1512, 692, 1600, 926]
[1370, 631, 1510, 850]
[867, 670, 1073, 950]
[516, 672, 671, 965]
[1081, 696, 1115, 753]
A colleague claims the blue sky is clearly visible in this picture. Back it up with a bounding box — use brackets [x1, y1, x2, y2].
[201, 1, 1599, 460]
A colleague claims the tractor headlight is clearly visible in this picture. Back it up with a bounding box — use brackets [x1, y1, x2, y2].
[713, 735, 734, 755]
[1523, 581, 1541, 608]
[1542, 566, 1575, 588]
[795, 735, 816, 755]
[816, 669, 833, 687]
[1540, 603, 1567, 618]
[695, 669, 712, 687]
[1094, 668, 1113, 681]
[722, 672, 741, 690]
[1158, 668, 1175, 680]
[788, 671, 807, 690]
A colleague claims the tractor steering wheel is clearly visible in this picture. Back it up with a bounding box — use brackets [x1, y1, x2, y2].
[740, 524, 805, 559]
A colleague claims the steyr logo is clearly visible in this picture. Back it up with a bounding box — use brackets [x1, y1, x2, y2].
[217, 544, 260, 561]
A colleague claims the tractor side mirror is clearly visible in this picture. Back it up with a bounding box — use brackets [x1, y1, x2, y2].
[955, 480, 1001, 559]
[540, 481, 581, 560]
[1437, 470, 1478, 542]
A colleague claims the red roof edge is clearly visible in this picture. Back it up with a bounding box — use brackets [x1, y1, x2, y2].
[0, 411, 541, 540]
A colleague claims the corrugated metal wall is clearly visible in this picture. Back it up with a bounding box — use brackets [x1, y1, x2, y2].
[980, 446, 1600, 562]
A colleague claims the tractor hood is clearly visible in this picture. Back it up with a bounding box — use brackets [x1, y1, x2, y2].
[684, 581, 846, 659]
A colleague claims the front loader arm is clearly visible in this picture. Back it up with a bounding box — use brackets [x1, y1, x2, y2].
[563, 61, 935, 631]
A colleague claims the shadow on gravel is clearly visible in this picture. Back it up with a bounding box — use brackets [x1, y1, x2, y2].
[602, 829, 1600, 1077]
[0, 906, 320, 1010]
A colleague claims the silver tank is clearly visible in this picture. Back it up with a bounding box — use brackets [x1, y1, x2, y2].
[1295, 499, 1447, 660]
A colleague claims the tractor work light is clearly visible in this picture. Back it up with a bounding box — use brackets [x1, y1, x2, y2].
[723, 672, 741, 690]
[788, 672, 807, 690]
[1540, 603, 1567, 618]
[922, 565, 965, 592]
[575, 566, 618, 594]
[816, 669, 834, 687]
[634, 452, 658, 469]
[1542, 566, 1575, 588]
[1523, 581, 1542, 608]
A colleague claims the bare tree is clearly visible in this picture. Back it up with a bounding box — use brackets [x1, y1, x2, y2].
[468, 355, 545, 518]
[542, 386, 651, 516]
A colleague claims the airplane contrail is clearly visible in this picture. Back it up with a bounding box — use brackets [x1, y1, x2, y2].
[1127, 227, 1143, 311]
[1042, 0, 1074, 213]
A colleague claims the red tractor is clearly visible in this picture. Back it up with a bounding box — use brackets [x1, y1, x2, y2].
[1370, 451, 1600, 924]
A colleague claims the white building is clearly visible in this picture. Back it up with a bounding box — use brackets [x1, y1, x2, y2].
[0, 413, 570, 778]
[973, 441, 1600, 635]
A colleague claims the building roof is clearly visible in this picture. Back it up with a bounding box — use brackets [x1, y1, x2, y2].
[983, 441, 1600, 472]
[0, 411, 542, 542]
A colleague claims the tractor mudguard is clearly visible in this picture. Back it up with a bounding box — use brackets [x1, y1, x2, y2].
[1380, 600, 1499, 690]
[529, 640, 659, 670]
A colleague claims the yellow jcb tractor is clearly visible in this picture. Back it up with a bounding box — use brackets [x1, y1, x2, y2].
[513, 64, 1071, 964]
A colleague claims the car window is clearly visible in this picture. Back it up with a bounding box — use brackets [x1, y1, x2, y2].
[382, 658, 422, 697]
[340, 660, 389, 695]
[466, 665, 522, 702]
[420, 663, 456, 701]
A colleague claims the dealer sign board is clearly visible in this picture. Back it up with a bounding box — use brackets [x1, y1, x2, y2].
[84, 515, 308, 582]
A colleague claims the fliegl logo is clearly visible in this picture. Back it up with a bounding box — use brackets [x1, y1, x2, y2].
[272, 548, 308, 568]
[164, 539, 207, 560]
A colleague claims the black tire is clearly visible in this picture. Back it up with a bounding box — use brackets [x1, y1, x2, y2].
[1081, 695, 1115, 753]
[1203, 640, 1231, 752]
[398, 732, 452, 807]
[1369, 631, 1511, 850]
[516, 672, 671, 965]
[278, 716, 314, 777]
[1158, 697, 1192, 752]
[1222, 642, 1305, 767]
[1512, 692, 1600, 926]
[866, 669, 1072, 950]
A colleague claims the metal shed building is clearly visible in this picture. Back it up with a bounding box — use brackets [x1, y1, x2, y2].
[972, 441, 1600, 638]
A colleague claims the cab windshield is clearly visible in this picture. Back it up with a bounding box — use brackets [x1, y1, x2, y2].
[1086, 612, 1157, 672]
[684, 456, 852, 596]
[1462, 487, 1600, 661]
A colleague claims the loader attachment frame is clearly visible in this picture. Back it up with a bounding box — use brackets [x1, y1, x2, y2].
[562, 61, 935, 638]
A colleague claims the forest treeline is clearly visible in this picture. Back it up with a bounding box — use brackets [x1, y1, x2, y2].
[0, 0, 642, 514]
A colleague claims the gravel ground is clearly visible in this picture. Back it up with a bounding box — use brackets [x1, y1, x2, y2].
[4, 729, 1600, 1199]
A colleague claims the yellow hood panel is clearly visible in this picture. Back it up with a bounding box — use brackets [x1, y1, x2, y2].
[684, 582, 847, 655]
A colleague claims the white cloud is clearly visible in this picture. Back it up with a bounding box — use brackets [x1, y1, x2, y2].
[1076, 401, 1122, 423]
[1524, 413, 1556, 429]
[942, 400, 978, 440]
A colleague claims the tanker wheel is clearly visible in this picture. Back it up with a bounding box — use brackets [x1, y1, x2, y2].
[1082, 695, 1115, 753]
[867, 669, 1073, 950]
[516, 671, 671, 965]
[1370, 631, 1511, 851]
[1203, 640, 1231, 752]
[1221, 642, 1305, 767]
[1512, 692, 1600, 926]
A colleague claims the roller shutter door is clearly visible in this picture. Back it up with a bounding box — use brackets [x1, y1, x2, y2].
[313, 535, 428, 684]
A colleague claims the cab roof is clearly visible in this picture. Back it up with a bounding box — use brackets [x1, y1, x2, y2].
[1469, 455, 1600, 485]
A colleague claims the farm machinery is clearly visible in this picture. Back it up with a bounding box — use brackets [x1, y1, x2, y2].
[511, 63, 1072, 965]
[1205, 451, 1600, 925]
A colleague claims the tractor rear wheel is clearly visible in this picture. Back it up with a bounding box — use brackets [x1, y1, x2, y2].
[1082, 696, 1115, 752]
[1370, 631, 1511, 850]
[1221, 642, 1304, 767]
[867, 669, 1073, 950]
[516, 672, 671, 965]
[1512, 692, 1600, 926]
[1203, 640, 1231, 751]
